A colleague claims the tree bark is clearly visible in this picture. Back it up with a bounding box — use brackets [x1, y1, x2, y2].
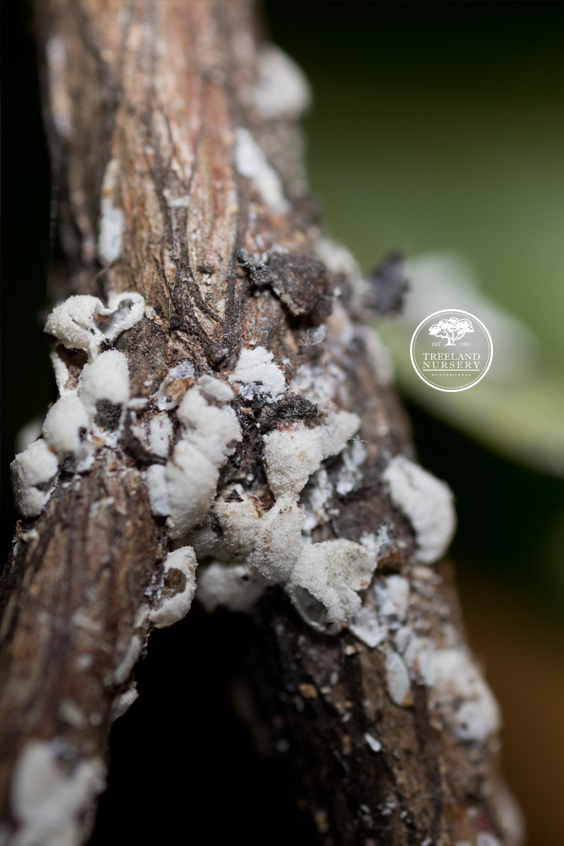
[0, 2, 522, 845]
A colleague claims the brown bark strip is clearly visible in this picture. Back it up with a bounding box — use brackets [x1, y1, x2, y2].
[0, 453, 162, 837]
[1, 3, 522, 845]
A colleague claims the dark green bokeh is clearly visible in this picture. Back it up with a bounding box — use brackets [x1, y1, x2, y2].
[265, 0, 564, 614]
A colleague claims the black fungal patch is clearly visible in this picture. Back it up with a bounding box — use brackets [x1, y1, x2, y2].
[238, 250, 272, 288]
[94, 400, 123, 431]
[33, 478, 56, 493]
[121, 412, 166, 466]
[208, 344, 229, 366]
[268, 252, 332, 319]
[365, 251, 409, 314]
[258, 395, 320, 433]
[238, 250, 332, 320]
[59, 453, 77, 475]
[162, 567, 186, 599]
[224, 488, 244, 503]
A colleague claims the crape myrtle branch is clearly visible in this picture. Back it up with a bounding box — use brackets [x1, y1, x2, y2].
[0, 3, 522, 845]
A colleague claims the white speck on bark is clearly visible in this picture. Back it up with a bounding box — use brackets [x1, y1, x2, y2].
[384, 651, 413, 707]
[149, 547, 197, 628]
[234, 128, 289, 213]
[46, 36, 72, 139]
[197, 374, 234, 404]
[148, 413, 173, 458]
[78, 350, 130, 416]
[44, 292, 146, 362]
[113, 635, 142, 686]
[364, 733, 382, 753]
[350, 605, 386, 648]
[11, 440, 60, 518]
[383, 454, 456, 563]
[263, 412, 360, 498]
[375, 576, 410, 624]
[58, 699, 86, 729]
[42, 396, 92, 460]
[254, 45, 312, 120]
[11, 740, 105, 846]
[404, 638, 500, 742]
[229, 346, 286, 403]
[111, 682, 139, 722]
[44, 295, 110, 359]
[98, 158, 124, 264]
[335, 438, 367, 496]
[164, 387, 242, 538]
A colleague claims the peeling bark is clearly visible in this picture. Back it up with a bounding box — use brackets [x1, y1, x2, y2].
[0, 3, 522, 845]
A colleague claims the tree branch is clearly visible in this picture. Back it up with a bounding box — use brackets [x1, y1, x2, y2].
[1, 3, 523, 844]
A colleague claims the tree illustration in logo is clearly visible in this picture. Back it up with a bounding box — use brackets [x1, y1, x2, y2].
[429, 316, 474, 346]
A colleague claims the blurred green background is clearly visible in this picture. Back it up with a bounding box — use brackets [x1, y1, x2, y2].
[265, 1, 564, 603]
[264, 4, 564, 845]
[2, 3, 563, 845]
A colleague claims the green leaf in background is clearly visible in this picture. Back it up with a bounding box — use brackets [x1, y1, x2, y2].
[377, 252, 564, 478]
[304, 80, 564, 364]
